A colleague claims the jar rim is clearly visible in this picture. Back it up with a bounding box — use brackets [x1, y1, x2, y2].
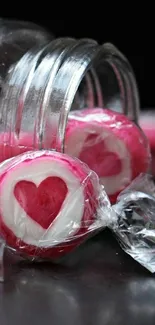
[0, 38, 140, 153]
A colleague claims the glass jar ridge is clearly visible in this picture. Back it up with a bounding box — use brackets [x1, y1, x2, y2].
[0, 24, 140, 160]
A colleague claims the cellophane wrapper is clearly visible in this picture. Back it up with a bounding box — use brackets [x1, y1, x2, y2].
[113, 173, 155, 273]
[0, 150, 155, 277]
[65, 108, 151, 203]
[0, 150, 115, 267]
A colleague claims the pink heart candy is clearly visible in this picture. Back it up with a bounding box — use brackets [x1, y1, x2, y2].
[14, 177, 68, 229]
[65, 108, 151, 203]
[0, 150, 100, 260]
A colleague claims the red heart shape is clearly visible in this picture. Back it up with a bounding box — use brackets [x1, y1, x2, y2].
[14, 177, 68, 229]
[79, 134, 122, 177]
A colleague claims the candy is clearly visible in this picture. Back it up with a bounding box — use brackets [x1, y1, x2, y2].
[0, 150, 100, 259]
[140, 111, 155, 176]
[140, 111, 155, 150]
[0, 132, 33, 163]
[0, 120, 55, 162]
[65, 108, 151, 203]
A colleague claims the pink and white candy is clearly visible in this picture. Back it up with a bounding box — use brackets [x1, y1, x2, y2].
[0, 132, 34, 163]
[65, 108, 151, 203]
[140, 111, 155, 176]
[140, 111, 155, 150]
[0, 150, 101, 259]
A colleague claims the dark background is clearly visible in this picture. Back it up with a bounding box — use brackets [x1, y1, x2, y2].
[1, 18, 153, 110]
[34, 20, 154, 110]
[0, 18, 155, 325]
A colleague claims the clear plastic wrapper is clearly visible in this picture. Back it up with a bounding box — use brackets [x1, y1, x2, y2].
[113, 173, 155, 273]
[0, 150, 155, 281]
[0, 150, 113, 268]
[65, 108, 151, 203]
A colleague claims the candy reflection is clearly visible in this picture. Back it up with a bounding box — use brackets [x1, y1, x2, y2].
[127, 279, 155, 319]
[1, 268, 82, 325]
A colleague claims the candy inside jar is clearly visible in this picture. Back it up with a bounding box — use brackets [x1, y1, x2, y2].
[0, 19, 53, 161]
[65, 108, 151, 203]
[0, 22, 153, 279]
[0, 27, 146, 204]
[0, 27, 140, 161]
[140, 111, 155, 177]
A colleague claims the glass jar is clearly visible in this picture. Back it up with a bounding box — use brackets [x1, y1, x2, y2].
[0, 19, 52, 81]
[0, 20, 140, 161]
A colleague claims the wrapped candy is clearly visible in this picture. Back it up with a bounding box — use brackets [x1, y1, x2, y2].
[140, 111, 155, 150]
[0, 132, 34, 163]
[140, 111, 155, 177]
[65, 108, 151, 203]
[0, 150, 155, 280]
[113, 173, 155, 273]
[0, 117, 56, 162]
[0, 150, 109, 261]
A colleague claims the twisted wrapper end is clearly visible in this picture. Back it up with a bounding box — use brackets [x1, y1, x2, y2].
[112, 173, 155, 273]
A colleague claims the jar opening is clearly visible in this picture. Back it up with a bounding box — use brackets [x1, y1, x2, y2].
[0, 38, 140, 161]
[56, 42, 140, 152]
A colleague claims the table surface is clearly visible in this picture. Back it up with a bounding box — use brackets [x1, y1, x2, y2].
[0, 230, 154, 325]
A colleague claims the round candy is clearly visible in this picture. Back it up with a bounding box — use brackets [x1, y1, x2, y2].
[0, 150, 100, 259]
[140, 111, 155, 176]
[0, 132, 33, 163]
[65, 108, 151, 203]
[140, 111, 155, 150]
[0, 121, 55, 162]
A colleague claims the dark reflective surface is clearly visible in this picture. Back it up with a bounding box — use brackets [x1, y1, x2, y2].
[0, 230, 154, 325]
